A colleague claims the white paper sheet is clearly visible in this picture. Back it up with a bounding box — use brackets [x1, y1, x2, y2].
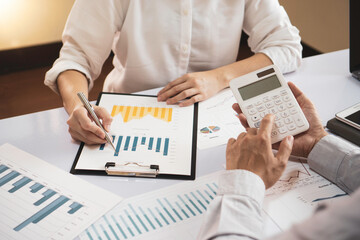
[197, 88, 245, 149]
[75, 94, 196, 176]
[0, 143, 122, 240]
[79, 157, 348, 239]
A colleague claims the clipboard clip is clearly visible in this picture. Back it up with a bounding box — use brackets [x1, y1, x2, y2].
[105, 162, 159, 178]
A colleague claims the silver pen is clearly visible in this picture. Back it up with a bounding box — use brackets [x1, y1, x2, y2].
[77, 92, 117, 153]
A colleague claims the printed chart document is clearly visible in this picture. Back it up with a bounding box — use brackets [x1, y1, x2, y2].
[72, 93, 198, 180]
[197, 88, 245, 149]
[263, 156, 348, 230]
[79, 157, 348, 239]
[0, 143, 122, 240]
[79, 171, 222, 240]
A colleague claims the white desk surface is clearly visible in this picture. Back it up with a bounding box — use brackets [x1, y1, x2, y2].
[1, 49, 360, 198]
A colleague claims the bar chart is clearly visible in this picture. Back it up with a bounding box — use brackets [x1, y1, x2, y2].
[80, 172, 222, 240]
[111, 105, 173, 123]
[0, 144, 121, 240]
[100, 135, 170, 157]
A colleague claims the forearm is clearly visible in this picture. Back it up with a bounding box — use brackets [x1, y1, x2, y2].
[197, 170, 265, 240]
[57, 70, 89, 115]
[308, 135, 360, 194]
[215, 53, 273, 89]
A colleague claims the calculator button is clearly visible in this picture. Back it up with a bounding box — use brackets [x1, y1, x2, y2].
[257, 105, 266, 112]
[274, 99, 282, 105]
[251, 115, 261, 122]
[263, 96, 271, 102]
[277, 105, 286, 112]
[248, 108, 257, 115]
[260, 111, 270, 118]
[270, 108, 278, 114]
[278, 127, 287, 134]
[246, 104, 254, 109]
[255, 101, 263, 106]
[254, 121, 261, 128]
[284, 117, 293, 124]
[289, 108, 298, 115]
[294, 115, 305, 127]
[280, 112, 289, 118]
[283, 95, 291, 102]
[275, 121, 284, 128]
[271, 131, 278, 137]
[286, 102, 295, 108]
[265, 102, 274, 109]
[280, 90, 288, 96]
[275, 114, 281, 121]
[287, 123, 296, 131]
[272, 95, 280, 100]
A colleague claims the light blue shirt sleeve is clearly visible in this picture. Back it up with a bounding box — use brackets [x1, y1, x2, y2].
[308, 135, 360, 194]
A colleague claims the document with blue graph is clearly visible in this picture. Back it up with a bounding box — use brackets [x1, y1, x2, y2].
[0, 143, 122, 240]
[71, 93, 198, 180]
[78, 171, 223, 240]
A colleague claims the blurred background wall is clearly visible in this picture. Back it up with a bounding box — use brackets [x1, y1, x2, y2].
[0, 0, 74, 50]
[0, 0, 351, 119]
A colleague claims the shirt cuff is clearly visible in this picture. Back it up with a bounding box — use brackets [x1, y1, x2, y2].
[44, 60, 93, 95]
[218, 170, 266, 206]
[307, 135, 355, 184]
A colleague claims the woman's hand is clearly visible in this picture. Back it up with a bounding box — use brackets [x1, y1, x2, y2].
[66, 105, 113, 144]
[157, 69, 227, 107]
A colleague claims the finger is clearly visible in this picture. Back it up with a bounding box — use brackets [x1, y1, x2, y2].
[227, 137, 236, 145]
[236, 132, 247, 140]
[75, 110, 106, 139]
[238, 113, 250, 128]
[258, 114, 275, 136]
[232, 103, 243, 115]
[226, 138, 236, 152]
[157, 77, 187, 99]
[94, 106, 113, 131]
[247, 128, 258, 135]
[179, 94, 203, 107]
[167, 87, 199, 105]
[69, 128, 106, 145]
[287, 82, 303, 99]
[275, 135, 294, 164]
[288, 81, 314, 109]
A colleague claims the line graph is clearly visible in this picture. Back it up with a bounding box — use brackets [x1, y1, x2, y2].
[111, 105, 172, 123]
[278, 159, 310, 182]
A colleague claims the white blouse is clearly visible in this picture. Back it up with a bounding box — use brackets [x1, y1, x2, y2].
[45, 0, 302, 94]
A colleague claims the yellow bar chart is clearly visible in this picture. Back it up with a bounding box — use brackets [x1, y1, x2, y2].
[111, 106, 173, 123]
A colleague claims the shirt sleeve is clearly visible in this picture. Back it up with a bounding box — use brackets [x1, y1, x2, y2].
[44, 0, 125, 94]
[307, 134, 360, 194]
[197, 170, 265, 240]
[243, 0, 302, 74]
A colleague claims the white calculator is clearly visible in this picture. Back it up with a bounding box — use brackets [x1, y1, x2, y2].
[229, 65, 309, 143]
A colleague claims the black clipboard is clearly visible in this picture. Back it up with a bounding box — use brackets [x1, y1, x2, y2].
[70, 92, 198, 180]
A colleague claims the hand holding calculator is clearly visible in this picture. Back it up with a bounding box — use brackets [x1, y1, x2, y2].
[230, 65, 309, 143]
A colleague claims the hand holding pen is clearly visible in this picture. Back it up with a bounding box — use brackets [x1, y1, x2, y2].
[64, 92, 114, 150]
[76, 92, 117, 152]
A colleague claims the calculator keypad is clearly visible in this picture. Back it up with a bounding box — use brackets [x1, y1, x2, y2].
[245, 90, 306, 142]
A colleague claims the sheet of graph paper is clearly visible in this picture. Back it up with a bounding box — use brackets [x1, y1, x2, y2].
[0, 143, 121, 240]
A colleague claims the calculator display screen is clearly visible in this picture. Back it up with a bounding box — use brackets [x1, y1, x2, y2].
[238, 75, 282, 100]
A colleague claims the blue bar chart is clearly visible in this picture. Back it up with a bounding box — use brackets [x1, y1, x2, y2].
[0, 164, 84, 233]
[80, 172, 221, 240]
[100, 135, 170, 157]
[0, 143, 122, 240]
